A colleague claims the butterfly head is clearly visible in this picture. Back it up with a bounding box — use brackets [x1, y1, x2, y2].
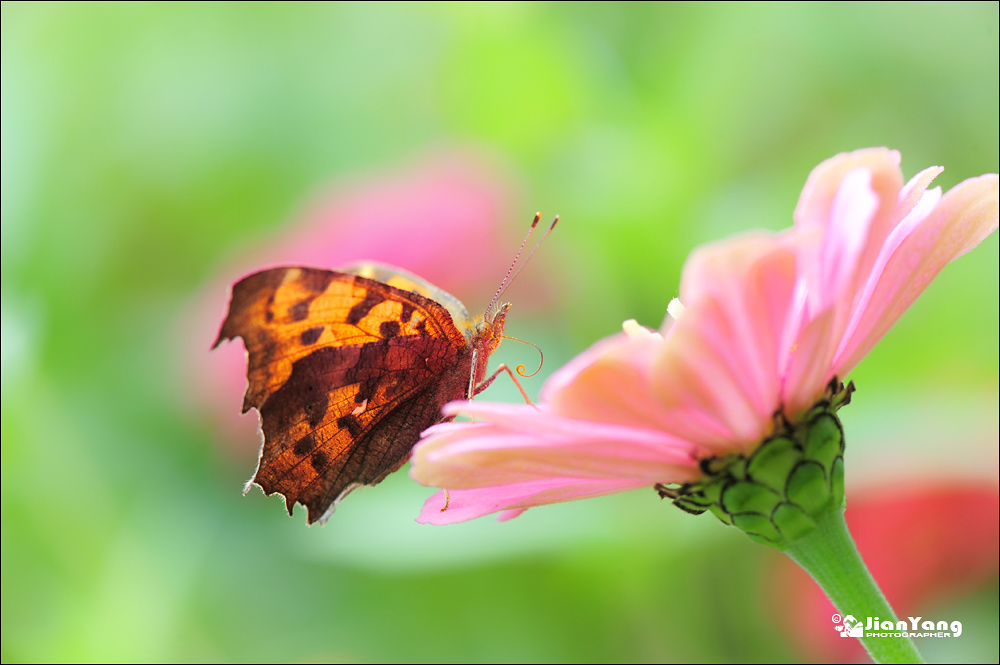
[480, 302, 509, 351]
[471, 302, 510, 383]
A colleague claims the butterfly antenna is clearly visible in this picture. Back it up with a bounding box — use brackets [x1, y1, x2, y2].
[495, 214, 559, 305]
[485, 212, 541, 319]
[501, 334, 544, 378]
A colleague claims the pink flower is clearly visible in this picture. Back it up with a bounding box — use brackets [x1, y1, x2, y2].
[410, 148, 998, 524]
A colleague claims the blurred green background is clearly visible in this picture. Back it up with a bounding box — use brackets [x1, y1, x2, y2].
[2, 3, 997, 662]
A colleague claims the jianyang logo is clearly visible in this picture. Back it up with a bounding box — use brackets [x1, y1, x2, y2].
[833, 614, 963, 638]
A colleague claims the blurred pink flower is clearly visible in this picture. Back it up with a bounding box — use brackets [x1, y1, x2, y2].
[182, 150, 521, 452]
[410, 148, 998, 524]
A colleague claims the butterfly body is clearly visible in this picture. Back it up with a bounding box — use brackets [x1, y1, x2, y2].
[215, 264, 508, 524]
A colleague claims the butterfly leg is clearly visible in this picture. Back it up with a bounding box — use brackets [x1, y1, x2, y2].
[474, 364, 535, 405]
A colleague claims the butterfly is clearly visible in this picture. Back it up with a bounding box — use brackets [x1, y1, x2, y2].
[214, 213, 557, 524]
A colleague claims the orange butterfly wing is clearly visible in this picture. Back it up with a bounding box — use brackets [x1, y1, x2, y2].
[214, 267, 476, 524]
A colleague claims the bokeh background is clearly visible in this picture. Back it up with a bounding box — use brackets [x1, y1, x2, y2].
[2, 3, 997, 662]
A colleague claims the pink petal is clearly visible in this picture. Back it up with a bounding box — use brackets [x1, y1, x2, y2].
[653, 236, 798, 449]
[416, 477, 653, 525]
[411, 402, 702, 489]
[794, 148, 905, 301]
[834, 174, 999, 375]
[835, 182, 943, 365]
[895, 166, 945, 226]
[795, 148, 902, 240]
[496, 509, 528, 522]
[543, 331, 683, 433]
[813, 167, 880, 314]
[794, 149, 898, 231]
[780, 308, 837, 418]
[853, 165, 943, 297]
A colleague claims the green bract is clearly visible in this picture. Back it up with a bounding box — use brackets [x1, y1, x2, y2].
[658, 380, 853, 549]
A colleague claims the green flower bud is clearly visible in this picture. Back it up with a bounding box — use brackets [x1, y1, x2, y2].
[657, 379, 853, 548]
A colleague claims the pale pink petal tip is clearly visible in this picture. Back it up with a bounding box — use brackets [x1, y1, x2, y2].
[665, 298, 686, 323]
[496, 509, 528, 522]
[415, 487, 530, 526]
[415, 478, 655, 525]
[622, 319, 662, 340]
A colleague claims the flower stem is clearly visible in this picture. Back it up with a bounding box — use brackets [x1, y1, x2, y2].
[782, 507, 924, 664]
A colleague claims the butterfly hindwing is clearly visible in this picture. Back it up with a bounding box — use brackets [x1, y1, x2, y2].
[215, 267, 474, 523]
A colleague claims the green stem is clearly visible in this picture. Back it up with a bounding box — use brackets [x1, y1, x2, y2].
[782, 508, 924, 664]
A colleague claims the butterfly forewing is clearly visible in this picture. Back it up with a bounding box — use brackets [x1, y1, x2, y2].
[215, 267, 475, 523]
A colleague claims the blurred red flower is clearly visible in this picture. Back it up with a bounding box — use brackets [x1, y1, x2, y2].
[770, 481, 999, 662]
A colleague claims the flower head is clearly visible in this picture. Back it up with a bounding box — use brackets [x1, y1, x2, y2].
[410, 148, 998, 526]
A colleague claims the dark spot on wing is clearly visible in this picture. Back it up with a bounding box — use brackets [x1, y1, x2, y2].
[304, 391, 327, 429]
[293, 434, 316, 456]
[298, 269, 334, 295]
[265, 294, 275, 322]
[337, 414, 362, 438]
[400, 303, 414, 323]
[310, 450, 328, 471]
[300, 326, 324, 346]
[260, 347, 359, 439]
[286, 270, 335, 322]
[379, 320, 400, 338]
[347, 290, 385, 325]
[289, 298, 314, 321]
[355, 378, 377, 403]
